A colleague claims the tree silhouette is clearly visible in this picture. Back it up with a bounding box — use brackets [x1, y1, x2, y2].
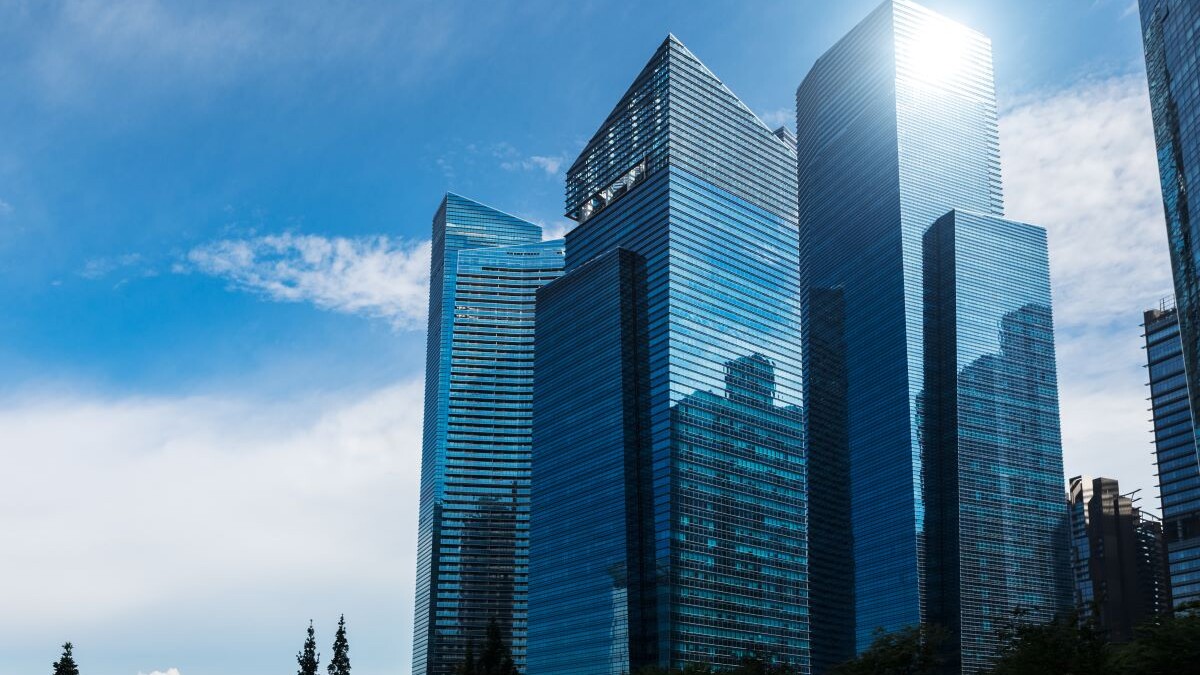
[52, 642, 80, 675]
[328, 614, 351, 675]
[297, 620, 320, 675]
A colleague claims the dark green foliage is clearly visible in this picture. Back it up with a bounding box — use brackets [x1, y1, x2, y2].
[1110, 610, 1200, 674]
[990, 612, 1111, 675]
[455, 619, 517, 675]
[831, 625, 946, 675]
[328, 614, 350, 675]
[52, 642, 80, 675]
[297, 620, 320, 675]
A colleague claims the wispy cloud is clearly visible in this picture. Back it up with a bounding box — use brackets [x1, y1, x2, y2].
[493, 142, 566, 176]
[13, 0, 465, 108]
[0, 379, 422, 668]
[758, 107, 792, 130]
[139, 669, 182, 675]
[80, 252, 145, 279]
[1000, 73, 1169, 504]
[0, 198, 12, 216]
[184, 234, 431, 329]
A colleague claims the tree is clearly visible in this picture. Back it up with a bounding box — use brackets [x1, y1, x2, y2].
[1110, 609, 1200, 674]
[298, 620, 320, 675]
[990, 612, 1111, 675]
[328, 615, 351, 675]
[456, 643, 476, 675]
[52, 642, 80, 675]
[831, 625, 945, 675]
[475, 619, 518, 675]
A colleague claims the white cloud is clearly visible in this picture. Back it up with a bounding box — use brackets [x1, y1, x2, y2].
[186, 233, 431, 329]
[526, 155, 563, 175]
[758, 107, 792, 130]
[0, 379, 422, 671]
[0, 198, 12, 216]
[139, 669, 182, 675]
[1000, 73, 1171, 507]
[494, 142, 565, 176]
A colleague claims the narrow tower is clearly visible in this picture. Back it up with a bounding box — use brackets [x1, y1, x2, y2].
[414, 194, 564, 675]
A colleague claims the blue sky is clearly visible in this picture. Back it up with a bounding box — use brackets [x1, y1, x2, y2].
[0, 1, 1171, 674]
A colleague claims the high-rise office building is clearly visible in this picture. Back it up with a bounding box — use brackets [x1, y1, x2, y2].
[413, 193, 564, 675]
[921, 211, 1072, 671]
[1143, 301, 1200, 610]
[797, 3, 1070, 671]
[1140, 1, 1200, 475]
[1067, 476, 1172, 642]
[527, 35, 807, 674]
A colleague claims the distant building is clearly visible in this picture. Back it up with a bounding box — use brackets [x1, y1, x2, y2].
[1143, 301, 1200, 610]
[412, 193, 564, 675]
[1067, 476, 1172, 641]
[528, 34, 807, 674]
[798, 2, 1070, 672]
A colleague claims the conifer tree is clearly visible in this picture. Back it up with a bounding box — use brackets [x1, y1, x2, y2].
[297, 620, 320, 675]
[52, 642, 80, 675]
[476, 619, 518, 675]
[327, 614, 351, 675]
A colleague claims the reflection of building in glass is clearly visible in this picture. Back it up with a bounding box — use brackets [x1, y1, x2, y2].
[920, 211, 1072, 674]
[528, 34, 807, 674]
[1139, 2, 1200, 478]
[1143, 301, 1200, 610]
[413, 193, 564, 675]
[798, 2, 1067, 671]
[1069, 477, 1098, 620]
[1067, 475, 1172, 641]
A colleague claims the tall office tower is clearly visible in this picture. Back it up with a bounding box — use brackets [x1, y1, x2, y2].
[413, 193, 564, 675]
[1140, 1, 1200, 472]
[1067, 476, 1172, 642]
[1143, 301, 1200, 610]
[527, 36, 807, 674]
[797, 3, 1070, 671]
[921, 211, 1072, 671]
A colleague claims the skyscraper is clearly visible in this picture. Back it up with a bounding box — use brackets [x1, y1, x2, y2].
[797, 2, 1069, 671]
[413, 193, 564, 675]
[1143, 300, 1200, 610]
[1139, 0, 1200, 473]
[1067, 476, 1172, 642]
[527, 35, 807, 674]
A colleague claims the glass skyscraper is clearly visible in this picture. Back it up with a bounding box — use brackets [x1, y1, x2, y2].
[1143, 301, 1200, 609]
[527, 35, 808, 674]
[1140, 0, 1200, 477]
[798, 2, 1069, 671]
[413, 193, 564, 675]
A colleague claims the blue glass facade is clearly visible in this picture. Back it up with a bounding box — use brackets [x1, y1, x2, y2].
[1143, 302, 1200, 610]
[1068, 476, 1097, 621]
[414, 193, 563, 675]
[528, 35, 808, 673]
[1140, 0, 1200, 484]
[921, 211, 1071, 672]
[798, 2, 1067, 670]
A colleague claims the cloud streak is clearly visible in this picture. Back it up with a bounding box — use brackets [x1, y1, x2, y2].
[186, 234, 431, 329]
[1000, 73, 1170, 506]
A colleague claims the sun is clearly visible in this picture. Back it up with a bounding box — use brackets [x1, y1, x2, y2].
[905, 15, 971, 85]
